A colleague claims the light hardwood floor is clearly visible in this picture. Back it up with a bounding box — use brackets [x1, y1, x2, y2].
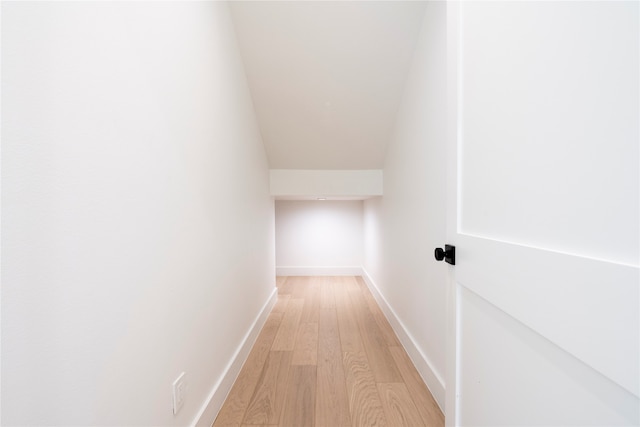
[213, 276, 444, 427]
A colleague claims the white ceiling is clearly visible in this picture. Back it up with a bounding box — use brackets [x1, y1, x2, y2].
[229, 1, 427, 170]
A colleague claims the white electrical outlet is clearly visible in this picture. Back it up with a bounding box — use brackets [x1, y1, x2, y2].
[172, 372, 186, 415]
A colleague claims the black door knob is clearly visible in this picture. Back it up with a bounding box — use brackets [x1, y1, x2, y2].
[434, 245, 455, 265]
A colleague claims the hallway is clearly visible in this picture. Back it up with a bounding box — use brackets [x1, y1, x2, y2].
[3, 1, 637, 425]
[213, 276, 443, 427]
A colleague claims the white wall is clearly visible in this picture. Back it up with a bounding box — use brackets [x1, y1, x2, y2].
[275, 200, 363, 275]
[1, 2, 274, 426]
[270, 169, 383, 198]
[363, 1, 448, 408]
[363, 197, 384, 284]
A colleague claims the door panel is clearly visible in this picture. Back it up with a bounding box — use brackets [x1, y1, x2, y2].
[456, 234, 639, 397]
[447, 1, 640, 425]
[459, 1, 639, 266]
[459, 287, 639, 426]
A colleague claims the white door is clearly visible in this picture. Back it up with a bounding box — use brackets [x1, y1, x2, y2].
[445, 2, 639, 425]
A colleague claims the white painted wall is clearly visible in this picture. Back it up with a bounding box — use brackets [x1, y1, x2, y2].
[270, 169, 383, 199]
[363, 197, 384, 284]
[1, 2, 274, 426]
[363, 2, 447, 408]
[275, 201, 363, 275]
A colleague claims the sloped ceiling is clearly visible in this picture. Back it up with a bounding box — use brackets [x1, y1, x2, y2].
[229, 1, 427, 170]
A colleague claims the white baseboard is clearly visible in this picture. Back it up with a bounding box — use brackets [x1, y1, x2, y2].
[191, 287, 278, 427]
[361, 268, 446, 411]
[276, 266, 364, 276]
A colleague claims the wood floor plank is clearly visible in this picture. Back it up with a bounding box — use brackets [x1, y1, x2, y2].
[300, 277, 320, 323]
[290, 276, 310, 299]
[356, 277, 401, 347]
[272, 295, 290, 314]
[368, 303, 402, 348]
[276, 276, 287, 288]
[243, 351, 292, 425]
[347, 280, 402, 383]
[389, 346, 444, 427]
[214, 313, 284, 427]
[316, 309, 351, 427]
[271, 299, 304, 351]
[343, 351, 387, 427]
[280, 365, 317, 427]
[335, 279, 364, 353]
[291, 322, 318, 365]
[377, 383, 424, 427]
[319, 277, 336, 308]
[277, 277, 294, 296]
